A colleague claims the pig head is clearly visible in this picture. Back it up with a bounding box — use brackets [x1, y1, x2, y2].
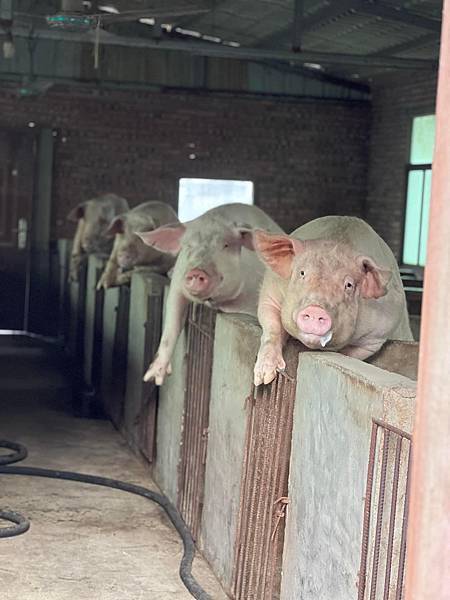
[96, 201, 178, 290]
[67, 193, 130, 255]
[253, 216, 413, 386]
[138, 217, 256, 307]
[137, 202, 283, 385]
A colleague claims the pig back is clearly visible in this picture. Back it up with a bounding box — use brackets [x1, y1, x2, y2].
[127, 201, 178, 230]
[291, 216, 398, 271]
[202, 203, 283, 234]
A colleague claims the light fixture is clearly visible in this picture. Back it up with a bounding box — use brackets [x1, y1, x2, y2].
[98, 5, 119, 14]
[139, 17, 155, 26]
[303, 62, 323, 71]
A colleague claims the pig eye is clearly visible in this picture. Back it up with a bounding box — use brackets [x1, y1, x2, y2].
[345, 278, 354, 291]
[300, 270, 305, 277]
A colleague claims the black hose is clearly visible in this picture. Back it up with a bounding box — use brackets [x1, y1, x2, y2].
[0, 441, 212, 600]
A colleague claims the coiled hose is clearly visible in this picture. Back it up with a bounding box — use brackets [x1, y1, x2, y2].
[0, 440, 212, 600]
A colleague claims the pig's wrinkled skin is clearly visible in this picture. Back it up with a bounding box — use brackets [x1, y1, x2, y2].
[67, 193, 129, 282]
[96, 201, 178, 290]
[253, 216, 413, 386]
[138, 203, 283, 385]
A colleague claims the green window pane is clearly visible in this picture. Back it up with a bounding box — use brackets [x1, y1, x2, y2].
[410, 114, 436, 165]
[418, 169, 432, 266]
[403, 170, 424, 265]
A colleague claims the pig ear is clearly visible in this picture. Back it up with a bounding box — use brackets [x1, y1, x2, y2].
[253, 229, 305, 279]
[67, 203, 86, 222]
[105, 216, 125, 238]
[136, 223, 186, 255]
[357, 256, 392, 299]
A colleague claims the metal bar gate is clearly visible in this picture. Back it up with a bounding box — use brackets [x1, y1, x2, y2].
[232, 341, 300, 600]
[358, 419, 412, 600]
[178, 303, 217, 541]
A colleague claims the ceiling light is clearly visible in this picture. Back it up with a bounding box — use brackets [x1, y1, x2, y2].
[303, 62, 323, 71]
[202, 34, 221, 43]
[98, 5, 119, 14]
[139, 17, 155, 25]
[175, 27, 202, 38]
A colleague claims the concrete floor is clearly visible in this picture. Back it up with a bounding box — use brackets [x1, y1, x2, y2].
[0, 336, 228, 600]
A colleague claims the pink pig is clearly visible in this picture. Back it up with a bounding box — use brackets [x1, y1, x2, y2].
[138, 203, 282, 385]
[253, 216, 413, 386]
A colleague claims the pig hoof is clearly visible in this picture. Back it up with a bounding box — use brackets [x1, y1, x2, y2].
[143, 360, 172, 386]
[254, 346, 286, 387]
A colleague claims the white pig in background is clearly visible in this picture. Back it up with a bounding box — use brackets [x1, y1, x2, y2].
[67, 193, 130, 282]
[252, 215, 413, 386]
[96, 201, 179, 290]
[137, 203, 283, 385]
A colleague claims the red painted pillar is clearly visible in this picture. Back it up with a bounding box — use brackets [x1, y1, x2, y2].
[405, 2, 450, 599]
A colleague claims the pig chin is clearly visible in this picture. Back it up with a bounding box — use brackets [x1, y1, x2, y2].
[117, 254, 135, 269]
[297, 331, 334, 350]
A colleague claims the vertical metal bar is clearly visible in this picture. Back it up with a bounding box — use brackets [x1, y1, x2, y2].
[358, 421, 379, 600]
[396, 443, 412, 600]
[370, 429, 390, 599]
[384, 435, 403, 599]
[292, 0, 304, 51]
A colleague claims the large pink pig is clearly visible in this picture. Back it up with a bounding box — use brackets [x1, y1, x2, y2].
[138, 203, 283, 385]
[96, 201, 179, 290]
[67, 193, 129, 282]
[253, 216, 413, 386]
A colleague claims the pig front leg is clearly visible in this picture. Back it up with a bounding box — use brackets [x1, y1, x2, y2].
[97, 234, 123, 290]
[69, 218, 86, 282]
[143, 282, 190, 386]
[254, 298, 288, 386]
[339, 339, 386, 361]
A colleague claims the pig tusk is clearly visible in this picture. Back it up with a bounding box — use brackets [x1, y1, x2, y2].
[320, 331, 333, 347]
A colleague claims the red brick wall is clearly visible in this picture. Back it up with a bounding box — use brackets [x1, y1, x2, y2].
[0, 84, 370, 239]
[365, 72, 437, 259]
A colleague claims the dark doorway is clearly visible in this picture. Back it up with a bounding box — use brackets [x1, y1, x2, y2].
[0, 128, 36, 331]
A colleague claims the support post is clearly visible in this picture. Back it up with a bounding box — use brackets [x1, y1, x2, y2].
[405, 2, 450, 598]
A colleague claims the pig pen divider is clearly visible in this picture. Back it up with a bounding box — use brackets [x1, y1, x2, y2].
[107, 284, 131, 427]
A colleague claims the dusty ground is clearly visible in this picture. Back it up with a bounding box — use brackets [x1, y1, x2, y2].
[0, 336, 228, 600]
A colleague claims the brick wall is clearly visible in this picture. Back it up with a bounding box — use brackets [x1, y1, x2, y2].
[365, 72, 437, 259]
[0, 84, 370, 240]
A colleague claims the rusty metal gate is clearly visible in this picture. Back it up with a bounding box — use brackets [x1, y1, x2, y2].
[178, 303, 216, 541]
[358, 419, 412, 600]
[109, 284, 131, 427]
[232, 341, 300, 600]
[138, 285, 164, 461]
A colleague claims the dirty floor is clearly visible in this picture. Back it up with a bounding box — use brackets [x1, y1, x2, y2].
[0, 335, 228, 600]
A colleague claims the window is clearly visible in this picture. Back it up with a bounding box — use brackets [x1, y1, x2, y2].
[178, 178, 254, 222]
[403, 115, 435, 266]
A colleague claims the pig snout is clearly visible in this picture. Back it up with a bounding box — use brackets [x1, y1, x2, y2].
[296, 305, 332, 337]
[185, 269, 211, 295]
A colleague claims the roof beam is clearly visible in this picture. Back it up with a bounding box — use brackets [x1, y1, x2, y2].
[370, 32, 439, 57]
[5, 25, 437, 70]
[0, 0, 12, 20]
[257, 0, 358, 48]
[256, 0, 441, 48]
[292, 0, 304, 51]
